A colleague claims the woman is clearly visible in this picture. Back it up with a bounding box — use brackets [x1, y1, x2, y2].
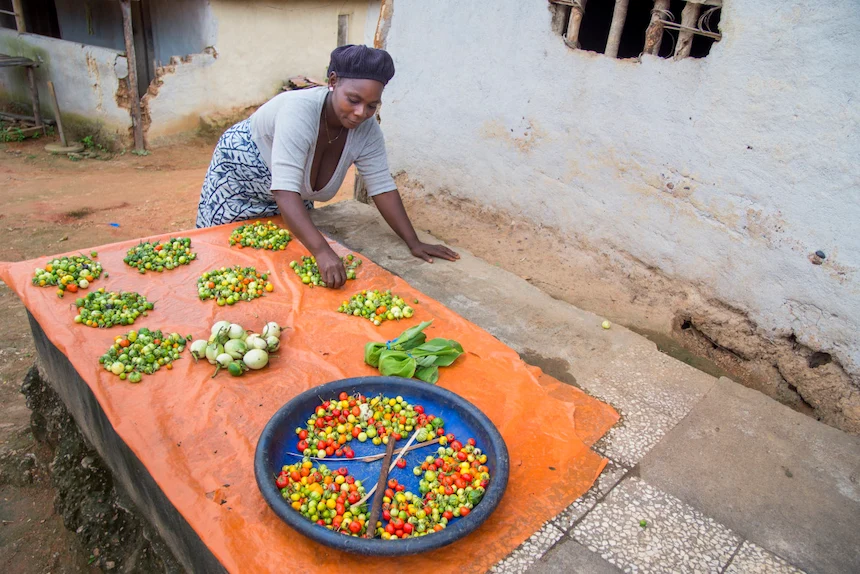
[196, 44, 458, 288]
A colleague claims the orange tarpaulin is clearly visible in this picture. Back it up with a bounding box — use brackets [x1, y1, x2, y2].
[0, 223, 618, 573]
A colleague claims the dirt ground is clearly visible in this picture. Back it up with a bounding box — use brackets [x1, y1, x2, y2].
[0, 134, 359, 572]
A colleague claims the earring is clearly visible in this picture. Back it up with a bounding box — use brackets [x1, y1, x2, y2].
[329, 87, 334, 92]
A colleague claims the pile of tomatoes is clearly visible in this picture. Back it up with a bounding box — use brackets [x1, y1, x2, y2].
[32, 254, 102, 298]
[229, 220, 291, 250]
[295, 392, 441, 459]
[123, 238, 196, 273]
[285, 393, 492, 540]
[196, 266, 274, 305]
[275, 461, 369, 536]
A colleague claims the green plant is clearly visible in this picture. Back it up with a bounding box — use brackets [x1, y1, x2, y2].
[81, 134, 109, 153]
[130, 149, 150, 156]
[0, 128, 26, 143]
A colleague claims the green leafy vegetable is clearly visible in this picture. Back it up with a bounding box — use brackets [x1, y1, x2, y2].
[365, 322, 464, 384]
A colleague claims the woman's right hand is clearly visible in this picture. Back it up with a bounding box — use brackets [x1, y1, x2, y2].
[316, 248, 347, 289]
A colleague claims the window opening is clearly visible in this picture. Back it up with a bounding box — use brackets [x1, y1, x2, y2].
[337, 14, 349, 47]
[549, 0, 721, 60]
[0, 0, 61, 38]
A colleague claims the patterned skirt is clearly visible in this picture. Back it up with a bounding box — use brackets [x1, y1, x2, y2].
[195, 119, 312, 228]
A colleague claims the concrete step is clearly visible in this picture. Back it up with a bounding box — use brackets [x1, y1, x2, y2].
[639, 377, 860, 574]
[313, 201, 717, 468]
[313, 201, 856, 573]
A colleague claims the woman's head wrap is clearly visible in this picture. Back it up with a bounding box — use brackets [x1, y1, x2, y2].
[328, 45, 395, 86]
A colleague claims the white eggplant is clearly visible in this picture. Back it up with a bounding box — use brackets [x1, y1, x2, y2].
[227, 323, 246, 340]
[205, 343, 224, 365]
[262, 322, 281, 340]
[243, 349, 269, 370]
[211, 320, 231, 336]
[190, 339, 208, 362]
[224, 339, 248, 360]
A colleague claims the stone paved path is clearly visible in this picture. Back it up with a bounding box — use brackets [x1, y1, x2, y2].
[315, 202, 860, 574]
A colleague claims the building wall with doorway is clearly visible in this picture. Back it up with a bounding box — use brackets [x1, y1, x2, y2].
[0, 0, 380, 146]
[144, 0, 375, 142]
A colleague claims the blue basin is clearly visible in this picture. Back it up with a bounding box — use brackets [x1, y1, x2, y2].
[254, 376, 510, 556]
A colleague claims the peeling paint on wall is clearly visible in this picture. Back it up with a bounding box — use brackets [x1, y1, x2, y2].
[0, 30, 131, 146]
[139, 0, 375, 142]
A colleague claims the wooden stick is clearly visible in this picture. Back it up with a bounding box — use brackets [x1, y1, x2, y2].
[25, 68, 42, 130]
[643, 0, 671, 55]
[365, 437, 395, 539]
[284, 437, 441, 463]
[11, 0, 42, 132]
[0, 111, 55, 125]
[564, 0, 587, 50]
[5, 125, 45, 135]
[674, 1, 702, 60]
[604, 0, 629, 58]
[46, 82, 67, 147]
[11, 0, 24, 32]
[119, 0, 145, 151]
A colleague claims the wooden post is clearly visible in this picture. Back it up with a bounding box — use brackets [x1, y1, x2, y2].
[674, 1, 702, 60]
[373, 0, 394, 49]
[11, 0, 24, 31]
[354, 176, 369, 203]
[564, 0, 587, 49]
[643, 0, 671, 55]
[26, 68, 43, 130]
[120, 0, 145, 151]
[604, 0, 629, 58]
[46, 82, 68, 147]
[11, 0, 43, 131]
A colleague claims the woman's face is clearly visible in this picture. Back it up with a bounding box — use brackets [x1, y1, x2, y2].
[329, 75, 384, 129]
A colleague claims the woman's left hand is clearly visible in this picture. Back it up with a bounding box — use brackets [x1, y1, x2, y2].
[409, 242, 460, 263]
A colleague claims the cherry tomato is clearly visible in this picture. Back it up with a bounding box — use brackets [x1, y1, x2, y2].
[396, 458, 407, 469]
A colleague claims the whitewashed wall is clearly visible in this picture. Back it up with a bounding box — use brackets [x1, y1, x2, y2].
[380, 1, 860, 377]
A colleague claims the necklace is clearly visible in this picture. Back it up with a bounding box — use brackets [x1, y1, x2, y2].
[323, 95, 345, 144]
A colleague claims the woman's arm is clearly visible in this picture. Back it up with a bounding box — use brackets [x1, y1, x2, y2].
[274, 189, 347, 288]
[372, 191, 459, 263]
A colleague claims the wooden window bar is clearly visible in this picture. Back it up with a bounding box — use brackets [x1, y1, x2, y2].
[550, 0, 722, 59]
